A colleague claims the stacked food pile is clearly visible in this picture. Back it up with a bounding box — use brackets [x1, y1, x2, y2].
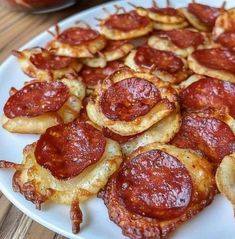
[1, 2, 235, 238]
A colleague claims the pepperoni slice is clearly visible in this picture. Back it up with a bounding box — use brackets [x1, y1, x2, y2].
[57, 27, 99, 46]
[81, 61, 124, 86]
[35, 121, 106, 180]
[180, 77, 235, 118]
[188, 3, 221, 28]
[30, 49, 73, 70]
[216, 32, 235, 51]
[116, 149, 192, 220]
[102, 127, 141, 144]
[104, 10, 150, 32]
[4, 81, 69, 119]
[156, 29, 204, 49]
[101, 77, 161, 121]
[192, 48, 235, 74]
[171, 112, 235, 164]
[150, 7, 181, 16]
[134, 46, 184, 73]
[103, 40, 128, 52]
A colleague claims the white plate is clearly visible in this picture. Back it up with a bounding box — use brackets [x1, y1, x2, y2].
[0, 0, 235, 238]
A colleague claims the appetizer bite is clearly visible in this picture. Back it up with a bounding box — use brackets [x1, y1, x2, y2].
[134, 0, 188, 30]
[86, 68, 179, 136]
[99, 142, 216, 239]
[188, 48, 235, 83]
[2, 79, 85, 133]
[12, 47, 82, 81]
[180, 2, 225, 31]
[47, 26, 106, 58]
[125, 45, 191, 84]
[99, 10, 153, 40]
[148, 29, 205, 58]
[0, 121, 123, 233]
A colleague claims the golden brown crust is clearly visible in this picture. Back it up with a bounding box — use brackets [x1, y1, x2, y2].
[47, 33, 106, 58]
[125, 49, 191, 84]
[216, 153, 235, 209]
[179, 8, 210, 32]
[99, 143, 216, 239]
[148, 30, 208, 58]
[70, 200, 83, 234]
[13, 171, 54, 210]
[1, 137, 123, 205]
[12, 48, 82, 81]
[188, 53, 235, 84]
[122, 111, 181, 156]
[2, 79, 86, 134]
[99, 12, 153, 40]
[153, 21, 188, 31]
[135, 6, 186, 24]
[103, 41, 134, 61]
[87, 68, 179, 135]
[213, 9, 235, 39]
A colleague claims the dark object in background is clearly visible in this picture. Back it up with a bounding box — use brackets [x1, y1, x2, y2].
[0, 0, 77, 13]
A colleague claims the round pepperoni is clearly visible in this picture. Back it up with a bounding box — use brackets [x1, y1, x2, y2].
[180, 77, 235, 118]
[35, 121, 106, 180]
[104, 10, 150, 32]
[216, 32, 235, 51]
[102, 127, 141, 144]
[192, 48, 235, 74]
[103, 40, 128, 52]
[171, 112, 235, 164]
[157, 29, 204, 49]
[30, 49, 73, 70]
[134, 46, 184, 73]
[116, 149, 192, 220]
[4, 81, 69, 119]
[188, 3, 221, 28]
[57, 27, 99, 46]
[101, 77, 161, 121]
[81, 61, 124, 86]
[150, 7, 181, 16]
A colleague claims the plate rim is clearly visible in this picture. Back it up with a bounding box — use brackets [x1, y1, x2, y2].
[0, 0, 234, 239]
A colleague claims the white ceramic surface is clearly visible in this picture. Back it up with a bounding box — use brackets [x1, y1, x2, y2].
[0, 1, 235, 239]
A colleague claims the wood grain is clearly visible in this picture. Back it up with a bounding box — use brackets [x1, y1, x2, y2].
[0, 0, 109, 238]
[0, 0, 109, 63]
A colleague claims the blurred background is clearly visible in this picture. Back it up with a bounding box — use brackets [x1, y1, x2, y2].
[0, 0, 109, 62]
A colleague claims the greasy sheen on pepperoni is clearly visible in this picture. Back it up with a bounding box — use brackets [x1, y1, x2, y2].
[35, 121, 106, 180]
[192, 48, 235, 74]
[116, 149, 192, 220]
[134, 46, 184, 73]
[150, 7, 181, 16]
[103, 40, 128, 52]
[180, 77, 235, 118]
[81, 61, 124, 86]
[157, 29, 204, 49]
[30, 50, 73, 70]
[101, 77, 161, 121]
[216, 32, 235, 51]
[104, 10, 150, 32]
[4, 81, 69, 119]
[188, 3, 221, 28]
[57, 27, 99, 46]
[102, 127, 141, 144]
[171, 112, 235, 164]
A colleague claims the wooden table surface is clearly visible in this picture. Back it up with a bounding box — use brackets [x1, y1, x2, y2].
[0, 1, 108, 238]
